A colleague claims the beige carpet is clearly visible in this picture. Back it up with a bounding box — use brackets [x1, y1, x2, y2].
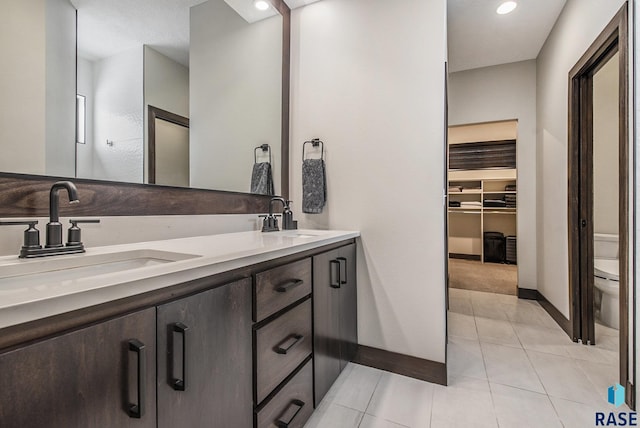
[448, 258, 518, 295]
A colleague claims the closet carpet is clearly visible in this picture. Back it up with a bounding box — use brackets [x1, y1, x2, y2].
[448, 258, 517, 295]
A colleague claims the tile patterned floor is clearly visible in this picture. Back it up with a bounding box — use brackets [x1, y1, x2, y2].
[305, 289, 625, 427]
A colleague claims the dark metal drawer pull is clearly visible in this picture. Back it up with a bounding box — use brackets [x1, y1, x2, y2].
[337, 257, 347, 285]
[274, 334, 304, 355]
[276, 399, 305, 428]
[275, 279, 304, 293]
[330, 260, 341, 288]
[127, 339, 146, 419]
[171, 322, 189, 391]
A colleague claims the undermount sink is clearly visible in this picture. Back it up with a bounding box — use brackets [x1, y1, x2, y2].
[0, 249, 200, 285]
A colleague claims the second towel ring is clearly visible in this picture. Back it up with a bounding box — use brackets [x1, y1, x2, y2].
[303, 138, 324, 161]
[254, 144, 272, 164]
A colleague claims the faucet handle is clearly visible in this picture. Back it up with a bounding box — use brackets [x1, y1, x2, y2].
[259, 214, 281, 232]
[0, 220, 41, 250]
[67, 219, 100, 246]
[69, 219, 101, 225]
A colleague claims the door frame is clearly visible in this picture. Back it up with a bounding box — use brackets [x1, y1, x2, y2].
[147, 106, 190, 185]
[567, 2, 632, 406]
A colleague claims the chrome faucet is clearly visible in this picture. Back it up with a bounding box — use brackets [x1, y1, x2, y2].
[46, 181, 80, 248]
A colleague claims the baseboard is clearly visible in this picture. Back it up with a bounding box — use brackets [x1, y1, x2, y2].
[353, 345, 447, 386]
[517, 287, 538, 300]
[536, 292, 572, 337]
[517, 288, 572, 337]
[449, 253, 481, 261]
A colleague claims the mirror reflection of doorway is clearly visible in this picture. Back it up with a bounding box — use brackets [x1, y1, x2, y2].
[148, 106, 190, 187]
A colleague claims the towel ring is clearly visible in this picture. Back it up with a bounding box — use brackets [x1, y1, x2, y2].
[303, 138, 324, 161]
[254, 144, 271, 164]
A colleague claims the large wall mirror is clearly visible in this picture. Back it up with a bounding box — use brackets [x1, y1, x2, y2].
[0, 0, 289, 199]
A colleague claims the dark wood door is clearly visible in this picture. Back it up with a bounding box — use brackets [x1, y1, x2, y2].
[0, 308, 157, 428]
[338, 243, 358, 370]
[313, 248, 342, 406]
[156, 278, 252, 428]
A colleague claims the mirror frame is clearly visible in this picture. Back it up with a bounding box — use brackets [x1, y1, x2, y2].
[0, 0, 290, 218]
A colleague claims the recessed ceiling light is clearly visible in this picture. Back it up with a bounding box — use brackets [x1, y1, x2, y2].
[254, 0, 270, 11]
[496, 1, 517, 15]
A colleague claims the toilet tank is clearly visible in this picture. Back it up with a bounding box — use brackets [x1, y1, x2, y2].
[594, 233, 619, 259]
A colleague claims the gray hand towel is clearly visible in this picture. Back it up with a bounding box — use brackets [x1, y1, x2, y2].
[251, 162, 274, 195]
[302, 158, 326, 213]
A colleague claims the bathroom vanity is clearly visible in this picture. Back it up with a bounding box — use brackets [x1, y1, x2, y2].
[0, 230, 358, 428]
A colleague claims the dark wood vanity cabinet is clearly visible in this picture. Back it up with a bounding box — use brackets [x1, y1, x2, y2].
[0, 308, 157, 428]
[253, 258, 314, 428]
[313, 243, 358, 406]
[156, 278, 252, 428]
[0, 238, 357, 427]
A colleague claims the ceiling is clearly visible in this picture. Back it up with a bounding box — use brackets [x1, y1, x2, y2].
[71, 0, 207, 66]
[72, 0, 560, 75]
[448, 0, 567, 73]
[71, 0, 321, 67]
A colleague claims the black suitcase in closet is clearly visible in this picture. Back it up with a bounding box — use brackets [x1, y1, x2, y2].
[484, 232, 505, 263]
[506, 236, 517, 264]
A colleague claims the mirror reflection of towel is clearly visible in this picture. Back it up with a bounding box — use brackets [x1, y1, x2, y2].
[251, 162, 274, 195]
[302, 159, 326, 213]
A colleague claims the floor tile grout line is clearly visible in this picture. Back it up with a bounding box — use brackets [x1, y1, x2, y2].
[481, 307, 566, 425]
[475, 312, 501, 428]
[522, 345, 610, 404]
[486, 380, 503, 428]
[447, 288, 619, 428]
[361, 369, 385, 418]
[517, 326, 589, 424]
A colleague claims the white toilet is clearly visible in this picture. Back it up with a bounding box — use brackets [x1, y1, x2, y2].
[594, 233, 619, 329]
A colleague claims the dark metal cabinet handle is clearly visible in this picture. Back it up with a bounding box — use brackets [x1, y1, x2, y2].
[127, 339, 146, 419]
[274, 334, 304, 355]
[276, 399, 305, 428]
[337, 257, 347, 285]
[330, 260, 341, 288]
[275, 279, 304, 293]
[171, 322, 189, 391]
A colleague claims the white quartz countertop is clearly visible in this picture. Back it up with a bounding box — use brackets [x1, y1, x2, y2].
[0, 229, 359, 330]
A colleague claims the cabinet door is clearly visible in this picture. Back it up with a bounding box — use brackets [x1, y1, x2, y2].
[338, 243, 358, 370]
[313, 248, 342, 406]
[157, 278, 252, 428]
[0, 308, 157, 428]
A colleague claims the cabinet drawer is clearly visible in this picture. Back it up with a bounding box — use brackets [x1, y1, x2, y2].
[255, 299, 312, 404]
[254, 258, 312, 322]
[256, 359, 314, 428]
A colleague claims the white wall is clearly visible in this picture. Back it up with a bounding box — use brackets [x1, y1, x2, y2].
[0, 0, 47, 174]
[76, 57, 95, 178]
[190, 0, 282, 194]
[143, 46, 189, 183]
[45, 0, 76, 177]
[593, 53, 619, 236]
[290, 0, 447, 363]
[448, 60, 537, 290]
[91, 47, 144, 183]
[0, 0, 75, 177]
[536, 0, 626, 318]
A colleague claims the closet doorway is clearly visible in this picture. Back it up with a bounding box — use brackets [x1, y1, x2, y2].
[447, 120, 519, 296]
